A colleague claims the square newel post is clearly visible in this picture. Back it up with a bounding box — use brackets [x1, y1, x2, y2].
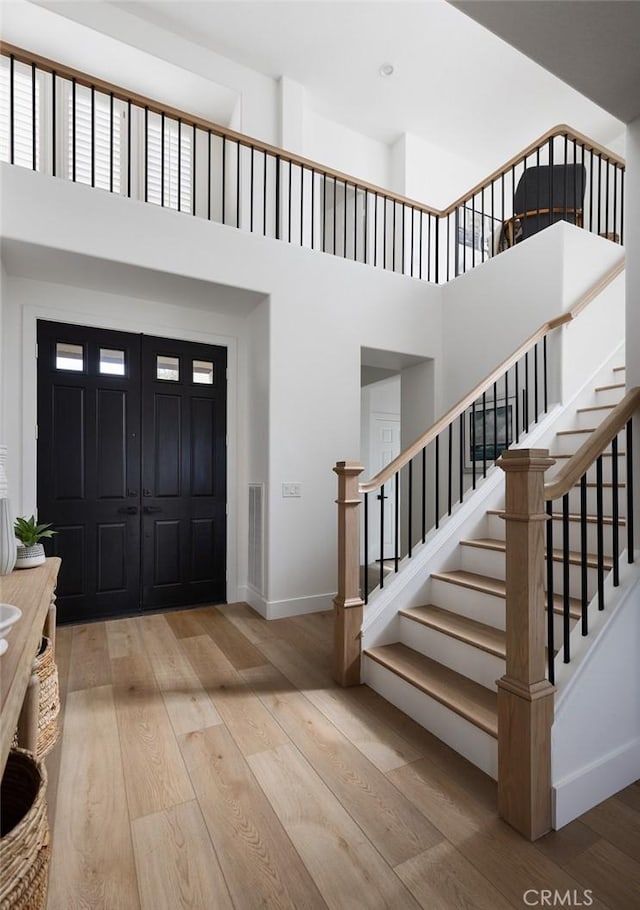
[497, 449, 556, 840]
[333, 461, 365, 687]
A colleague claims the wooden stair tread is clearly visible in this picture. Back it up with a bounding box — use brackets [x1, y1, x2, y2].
[595, 382, 625, 392]
[431, 569, 582, 618]
[460, 537, 614, 570]
[576, 404, 615, 414]
[556, 427, 597, 436]
[400, 604, 506, 659]
[551, 451, 624, 459]
[613, 366, 626, 373]
[487, 508, 626, 526]
[364, 643, 497, 738]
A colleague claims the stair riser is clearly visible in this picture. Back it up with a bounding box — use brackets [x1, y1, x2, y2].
[552, 430, 625, 456]
[399, 615, 505, 692]
[430, 577, 576, 642]
[486, 513, 626, 553]
[593, 386, 626, 407]
[566, 486, 627, 516]
[574, 409, 617, 430]
[459, 545, 610, 601]
[363, 656, 498, 780]
[548, 521, 626, 557]
[430, 578, 506, 630]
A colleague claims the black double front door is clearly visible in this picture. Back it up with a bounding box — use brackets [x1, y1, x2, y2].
[37, 321, 227, 623]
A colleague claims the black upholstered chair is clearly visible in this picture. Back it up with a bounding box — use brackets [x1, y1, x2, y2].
[500, 163, 587, 249]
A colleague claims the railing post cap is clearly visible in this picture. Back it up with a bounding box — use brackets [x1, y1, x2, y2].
[498, 449, 554, 472]
[334, 461, 365, 476]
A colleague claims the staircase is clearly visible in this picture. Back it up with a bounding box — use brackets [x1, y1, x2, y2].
[362, 365, 627, 780]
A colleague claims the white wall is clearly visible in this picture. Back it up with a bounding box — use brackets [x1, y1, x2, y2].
[626, 118, 640, 542]
[304, 110, 390, 189]
[440, 223, 624, 414]
[392, 132, 486, 210]
[1, 162, 443, 618]
[552, 563, 640, 828]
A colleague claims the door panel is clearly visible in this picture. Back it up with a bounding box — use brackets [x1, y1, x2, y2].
[38, 322, 227, 621]
[141, 335, 227, 610]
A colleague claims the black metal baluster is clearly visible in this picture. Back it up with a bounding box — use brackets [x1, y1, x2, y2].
[562, 493, 570, 662]
[236, 140, 240, 227]
[613, 162, 618, 242]
[109, 92, 113, 193]
[401, 203, 406, 275]
[407, 461, 412, 559]
[262, 151, 267, 236]
[177, 119, 182, 212]
[596, 455, 605, 609]
[515, 361, 520, 441]
[543, 335, 548, 413]
[9, 55, 14, 165]
[597, 153, 602, 236]
[383, 197, 387, 268]
[627, 419, 634, 561]
[491, 180, 495, 255]
[363, 188, 368, 264]
[160, 113, 165, 207]
[364, 492, 369, 604]
[333, 177, 337, 255]
[127, 100, 131, 198]
[288, 160, 292, 243]
[534, 341, 539, 421]
[379, 483, 385, 590]
[299, 166, 304, 246]
[563, 135, 568, 222]
[505, 369, 510, 446]
[471, 195, 475, 270]
[395, 470, 400, 571]
[72, 80, 77, 183]
[208, 131, 212, 221]
[221, 136, 226, 224]
[459, 414, 464, 503]
[311, 168, 316, 250]
[580, 474, 588, 634]
[52, 71, 57, 177]
[482, 391, 487, 478]
[91, 85, 96, 187]
[620, 169, 625, 244]
[31, 63, 37, 171]
[392, 200, 396, 272]
[448, 423, 453, 515]
[524, 350, 530, 430]
[354, 185, 358, 261]
[492, 382, 498, 463]
[422, 447, 427, 543]
[471, 402, 477, 489]
[410, 207, 414, 277]
[343, 180, 347, 258]
[435, 436, 440, 529]
[612, 435, 620, 586]
[322, 172, 327, 252]
[588, 148, 594, 233]
[546, 498, 555, 683]
[421, 212, 425, 281]
[373, 193, 378, 266]
[249, 145, 254, 231]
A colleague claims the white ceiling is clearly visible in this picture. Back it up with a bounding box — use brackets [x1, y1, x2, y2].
[24, 0, 625, 170]
[453, 1, 640, 124]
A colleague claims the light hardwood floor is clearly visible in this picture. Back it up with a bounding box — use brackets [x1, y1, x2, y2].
[45, 604, 640, 909]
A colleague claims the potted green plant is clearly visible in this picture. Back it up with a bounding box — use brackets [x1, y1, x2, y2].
[13, 515, 56, 569]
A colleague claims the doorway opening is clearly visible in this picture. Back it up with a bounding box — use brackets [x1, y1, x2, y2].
[37, 320, 227, 623]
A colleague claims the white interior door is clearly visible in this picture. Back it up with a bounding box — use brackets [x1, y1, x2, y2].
[369, 413, 401, 562]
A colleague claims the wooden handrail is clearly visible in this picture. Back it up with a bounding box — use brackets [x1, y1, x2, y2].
[544, 387, 640, 501]
[360, 256, 625, 494]
[0, 42, 625, 222]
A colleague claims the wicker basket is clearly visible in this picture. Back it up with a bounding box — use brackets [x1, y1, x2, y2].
[34, 638, 59, 759]
[0, 749, 50, 910]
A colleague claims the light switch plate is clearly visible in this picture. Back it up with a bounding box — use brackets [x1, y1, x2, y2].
[282, 482, 302, 498]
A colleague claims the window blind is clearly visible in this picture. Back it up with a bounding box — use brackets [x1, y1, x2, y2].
[0, 57, 40, 169]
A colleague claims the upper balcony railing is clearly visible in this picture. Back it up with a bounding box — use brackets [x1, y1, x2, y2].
[0, 43, 625, 283]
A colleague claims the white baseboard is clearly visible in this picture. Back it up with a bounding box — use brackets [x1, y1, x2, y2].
[238, 586, 334, 620]
[553, 737, 640, 829]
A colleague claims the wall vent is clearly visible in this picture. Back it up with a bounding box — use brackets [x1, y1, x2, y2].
[248, 483, 265, 594]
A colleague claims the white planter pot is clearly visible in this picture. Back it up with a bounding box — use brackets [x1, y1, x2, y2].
[15, 543, 46, 569]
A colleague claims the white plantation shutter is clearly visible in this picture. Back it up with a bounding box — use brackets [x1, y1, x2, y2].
[67, 83, 123, 192]
[146, 112, 192, 212]
[0, 57, 40, 169]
